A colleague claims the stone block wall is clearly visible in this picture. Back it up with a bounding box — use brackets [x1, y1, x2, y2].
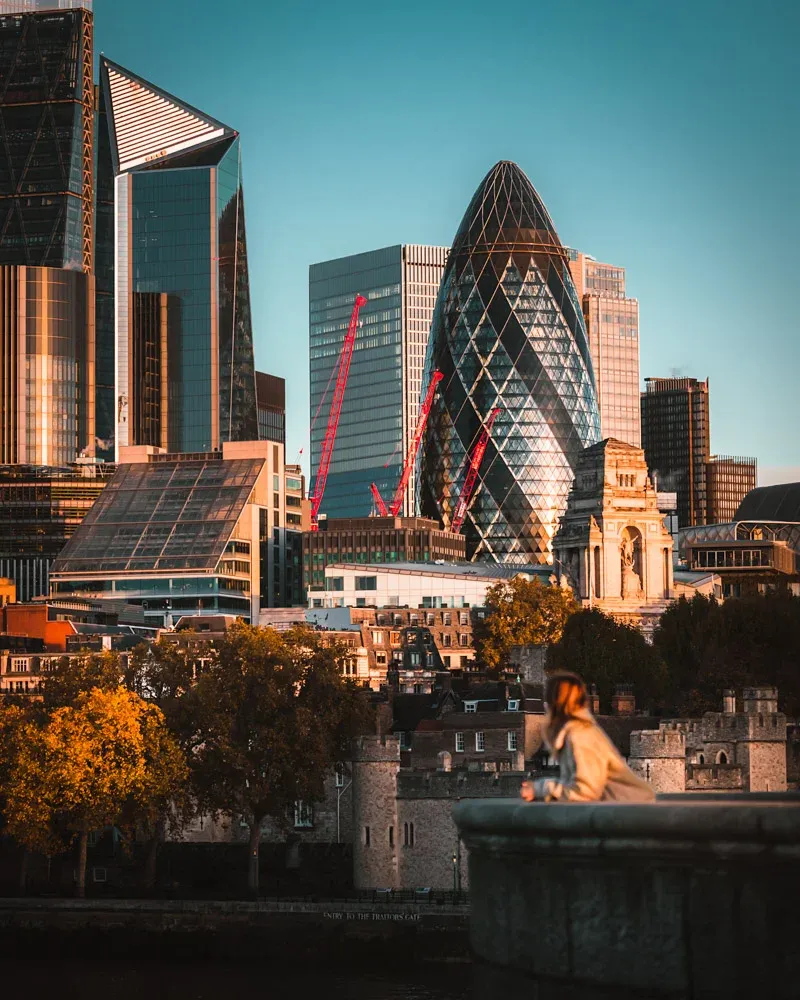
[352, 736, 400, 888]
[629, 727, 686, 792]
[737, 740, 788, 793]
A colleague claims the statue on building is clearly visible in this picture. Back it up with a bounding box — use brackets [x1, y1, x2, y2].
[620, 527, 644, 600]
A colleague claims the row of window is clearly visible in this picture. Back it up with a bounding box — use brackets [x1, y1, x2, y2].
[363, 823, 415, 848]
[454, 731, 518, 752]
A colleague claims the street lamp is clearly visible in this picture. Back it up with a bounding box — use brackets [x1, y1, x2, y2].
[452, 853, 458, 894]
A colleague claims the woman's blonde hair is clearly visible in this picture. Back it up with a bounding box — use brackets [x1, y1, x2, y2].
[544, 671, 588, 747]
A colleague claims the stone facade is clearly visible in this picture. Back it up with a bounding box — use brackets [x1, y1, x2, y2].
[553, 438, 674, 633]
[632, 687, 788, 794]
[351, 736, 400, 889]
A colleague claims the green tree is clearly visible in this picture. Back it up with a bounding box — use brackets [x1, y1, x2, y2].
[548, 608, 668, 714]
[654, 592, 800, 715]
[475, 576, 578, 671]
[190, 623, 373, 895]
[3, 688, 186, 897]
[42, 650, 122, 710]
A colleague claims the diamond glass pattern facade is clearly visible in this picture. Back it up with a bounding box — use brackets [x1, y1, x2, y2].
[0, 3, 93, 271]
[419, 162, 600, 564]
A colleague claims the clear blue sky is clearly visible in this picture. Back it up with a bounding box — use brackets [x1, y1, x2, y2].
[96, 0, 799, 484]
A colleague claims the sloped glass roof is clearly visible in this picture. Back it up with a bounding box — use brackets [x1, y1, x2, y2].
[52, 457, 263, 574]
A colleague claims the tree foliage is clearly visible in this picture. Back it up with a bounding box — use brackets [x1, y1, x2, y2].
[548, 608, 668, 714]
[3, 688, 186, 896]
[42, 650, 122, 710]
[654, 592, 800, 715]
[190, 623, 373, 894]
[475, 576, 578, 671]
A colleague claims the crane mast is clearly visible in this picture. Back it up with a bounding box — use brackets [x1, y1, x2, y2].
[309, 294, 367, 531]
[450, 407, 501, 533]
[370, 369, 444, 518]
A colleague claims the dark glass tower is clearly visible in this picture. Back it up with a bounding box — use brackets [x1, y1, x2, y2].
[98, 57, 258, 457]
[0, 1, 93, 271]
[419, 161, 600, 565]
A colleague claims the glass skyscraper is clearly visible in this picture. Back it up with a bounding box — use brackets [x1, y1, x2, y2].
[0, 0, 95, 465]
[419, 161, 600, 565]
[309, 244, 447, 518]
[97, 57, 258, 459]
[568, 250, 641, 447]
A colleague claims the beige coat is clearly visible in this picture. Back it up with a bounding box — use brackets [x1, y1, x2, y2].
[533, 708, 655, 802]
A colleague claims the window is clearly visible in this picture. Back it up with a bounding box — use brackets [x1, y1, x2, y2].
[507, 699, 520, 712]
[464, 701, 477, 713]
[371, 631, 384, 644]
[459, 612, 469, 625]
[443, 613, 451, 625]
[443, 656, 450, 668]
[716, 751, 728, 764]
[376, 651, 387, 666]
[389, 826, 394, 848]
[475, 732, 485, 752]
[459, 634, 468, 646]
[507, 731, 518, 751]
[355, 576, 377, 591]
[442, 634, 452, 647]
[364, 826, 371, 847]
[294, 801, 314, 828]
[455, 732, 465, 753]
[328, 576, 344, 592]
[403, 822, 415, 847]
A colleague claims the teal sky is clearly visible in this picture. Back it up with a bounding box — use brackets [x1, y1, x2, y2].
[95, 0, 799, 484]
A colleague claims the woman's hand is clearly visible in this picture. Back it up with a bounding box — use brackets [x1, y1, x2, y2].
[520, 780, 535, 802]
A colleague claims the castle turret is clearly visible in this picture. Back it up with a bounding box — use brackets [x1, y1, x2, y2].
[742, 687, 778, 715]
[351, 735, 400, 889]
[629, 726, 686, 793]
[723, 689, 736, 714]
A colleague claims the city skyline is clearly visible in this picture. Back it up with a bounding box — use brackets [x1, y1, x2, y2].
[91, 0, 799, 486]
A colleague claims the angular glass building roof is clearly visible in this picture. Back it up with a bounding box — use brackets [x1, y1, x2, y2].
[100, 58, 235, 173]
[52, 457, 263, 575]
[419, 161, 600, 565]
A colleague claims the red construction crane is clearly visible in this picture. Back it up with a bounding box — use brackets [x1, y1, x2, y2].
[450, 407, 501, 534]
[370, 369, 444, 518]
[309, 294, 368, 531]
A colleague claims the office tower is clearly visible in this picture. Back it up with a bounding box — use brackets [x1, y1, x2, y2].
[706, 455, 757, 524]
[0, 460, 112, 601]
[256, 371, 286, 444]
[302, 516, 467, 593]
[419, 161, 600, 565]
[309, 244, 447, 519]
[97, 57, 258, 459]
[568, 250, 641, 446]
[640, 377, 710, 528]
[50, 441, 289, 627]
[0, 1, 96, 464]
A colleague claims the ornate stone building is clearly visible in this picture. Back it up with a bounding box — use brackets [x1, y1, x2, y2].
[553, 438, 674, 631]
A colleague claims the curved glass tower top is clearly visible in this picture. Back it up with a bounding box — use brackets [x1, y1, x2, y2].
[419, 161, 600, 565]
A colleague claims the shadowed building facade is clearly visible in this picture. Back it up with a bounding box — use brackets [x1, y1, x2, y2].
[97, 57, 258, 460]
[419, 161, 600, 564]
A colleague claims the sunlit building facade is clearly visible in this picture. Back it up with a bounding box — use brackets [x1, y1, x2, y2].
[419, 161, 600, 564]
[50, 442, 289, 627]
[309, 244, 447, 518]
[568, 250, 640, 447]
[97, 57, 258, 460]
[706, 455, 757, 525]
[0, 1, 96, 464]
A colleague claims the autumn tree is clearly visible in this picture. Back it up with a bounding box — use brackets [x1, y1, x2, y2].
[475, 576, 578, 671]
[548, 608, 668, 713]
[42, 650, 122, 710]
[190, 623, 373, 895]
[3, 688, 186, 897]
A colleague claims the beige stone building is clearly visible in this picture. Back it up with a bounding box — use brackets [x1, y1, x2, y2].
[553, 438, 674, 632]
[630, 688, 788, 794]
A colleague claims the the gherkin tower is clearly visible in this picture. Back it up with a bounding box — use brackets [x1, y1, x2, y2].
[418, 161, 600, 565]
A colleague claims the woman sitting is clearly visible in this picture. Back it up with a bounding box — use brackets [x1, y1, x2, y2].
[520, 671, 655, 803]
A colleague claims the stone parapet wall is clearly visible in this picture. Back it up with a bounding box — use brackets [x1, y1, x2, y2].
[629, 727, 685, 759]
[455, 796, 800, 998]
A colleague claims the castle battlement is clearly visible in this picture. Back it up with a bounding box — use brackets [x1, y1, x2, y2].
[397, 768, 527, 800]
[351, 734, 401, 763]
[629, 728, 686, 759]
